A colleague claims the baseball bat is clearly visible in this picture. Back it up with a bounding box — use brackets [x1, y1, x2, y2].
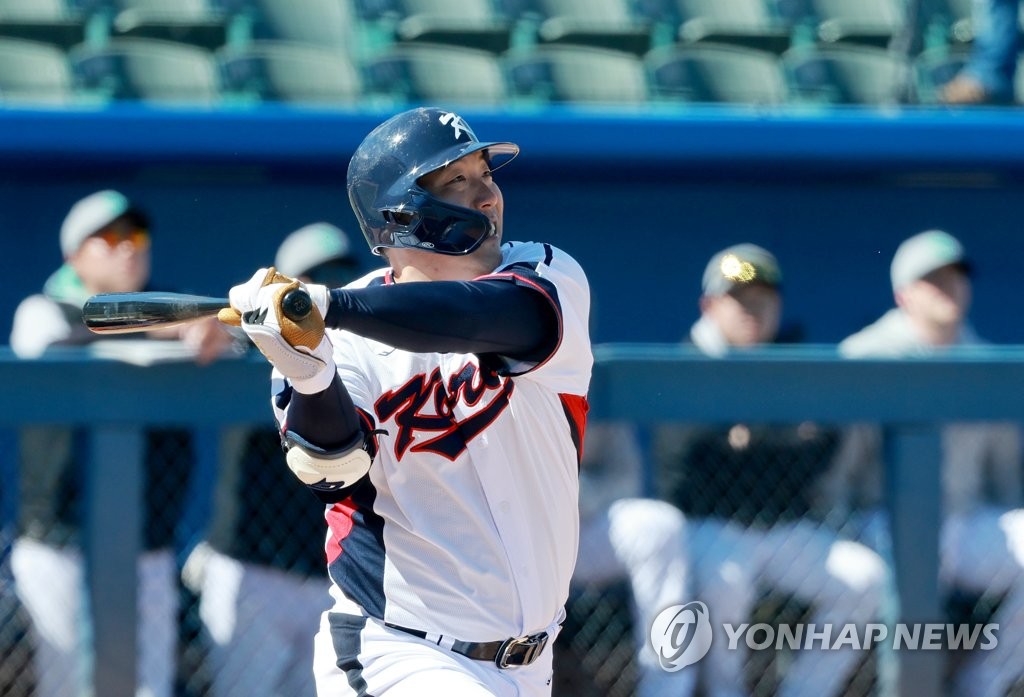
[82, 289, 312, 334]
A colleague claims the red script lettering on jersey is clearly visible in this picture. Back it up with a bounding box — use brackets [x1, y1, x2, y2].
[375, 363, 515, 460]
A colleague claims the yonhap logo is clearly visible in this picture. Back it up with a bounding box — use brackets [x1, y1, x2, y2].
[650, 601, 713, 671]
[648, 601, 999, 672]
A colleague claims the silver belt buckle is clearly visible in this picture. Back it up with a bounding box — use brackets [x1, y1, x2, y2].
[495, 631, 549, 669]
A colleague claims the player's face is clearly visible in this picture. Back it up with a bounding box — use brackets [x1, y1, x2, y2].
[900, 264, 971, 328]
[418, 150, 504, 272]
[706, 283, 781, 347]
[72, 217, 151, 293]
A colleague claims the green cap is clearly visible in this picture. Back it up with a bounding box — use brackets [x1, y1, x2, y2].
[702, 243, 782, 296]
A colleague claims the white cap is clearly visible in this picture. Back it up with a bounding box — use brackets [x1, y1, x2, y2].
[275, 223, 354, 278]
[60, 190, 148, 257]
[890, 230, 968, 292]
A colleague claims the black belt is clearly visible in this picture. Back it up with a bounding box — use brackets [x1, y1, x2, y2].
[384, 622, 549, 669]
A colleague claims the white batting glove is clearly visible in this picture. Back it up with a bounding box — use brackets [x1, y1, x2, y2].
[304, 283, 330, 319]
[221, 268, 330, 327]
[228, 268, 336, 394]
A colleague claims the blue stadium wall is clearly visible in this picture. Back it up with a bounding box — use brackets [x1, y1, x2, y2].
[3, 104, 1024, 346]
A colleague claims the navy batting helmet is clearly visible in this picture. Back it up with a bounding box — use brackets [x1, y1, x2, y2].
[347, 107, 519, 256]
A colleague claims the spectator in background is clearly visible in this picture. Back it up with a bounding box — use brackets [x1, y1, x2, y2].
[0, 521, 34, 696]
[655, 243, 887, 697]
[8, 190, 234, 697]
[571, 423, 693, 697]
[835, 229, 1024, 697]
[186, 223, 362, 697]
[940, 0, 1021, 104]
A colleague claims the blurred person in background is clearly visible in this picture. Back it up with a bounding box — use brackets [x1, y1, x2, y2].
[8, 190, 234, 697]
[571, 422, 693, 697]
[655, 243, 887, 697]
[940, 0, 1021, 104]
[186, 222, 362, 697]
[0, 519, 34, 695]
[835, 229, 1024, 697]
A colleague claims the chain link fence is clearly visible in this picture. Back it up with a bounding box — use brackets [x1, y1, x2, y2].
[559, 418, 1024, 697]
[3, 388, 1024, 696]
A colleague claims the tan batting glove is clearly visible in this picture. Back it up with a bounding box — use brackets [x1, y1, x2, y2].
[220, 267, 326, 349]
[224, 268, 335, 393]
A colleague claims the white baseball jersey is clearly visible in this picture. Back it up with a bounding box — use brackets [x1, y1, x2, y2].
[272, 241, 592, 642]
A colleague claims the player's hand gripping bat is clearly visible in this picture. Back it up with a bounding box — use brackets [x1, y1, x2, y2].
[82, 288, 312, 334]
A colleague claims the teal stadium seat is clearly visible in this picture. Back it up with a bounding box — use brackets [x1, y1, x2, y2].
[69, 37, 220, 104]
[0, 0, 86, 48]
[646, 42, 788, 103]
[782, 44, 908, 104]
[930, 0, 974, 44]
[673, 0, 793, 54]
[1019, 55, 1024, 103]
[0, 36, 73, 104]
[107, 0, 231, 50]
[391, 0, 514, 53]
[236, 0, 359, 50]
[217, 40, 362, 104]
[505, 44, 648, 103]
[809, 0, 905, 48]
[532, 0, 654, 55]
[365, 43, 508, 106]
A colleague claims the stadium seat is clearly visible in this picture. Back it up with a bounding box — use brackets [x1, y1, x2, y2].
[1016, 54, 1024, 105]
[108, 0, 231, 50]
[0, 0, 87, 48]
[391, 0, 514, 53]
[69, 38, 220, 104]
[493, 0, 543, 24]
[217, 40, 362, 104]
[237, 0, 359, 51]
[364, 43, 507, 105]
[0, 36, 73, 104]
[646, 43, 788, 103]
[929, 0, 973, 44]
[532, 0, 654, 55]
[505, 44, 648, 103]
[351, 0, 396, 21]
[672, 0, 792, 54]
[782, 44, 908, 104]
[808, 0, 905, 48]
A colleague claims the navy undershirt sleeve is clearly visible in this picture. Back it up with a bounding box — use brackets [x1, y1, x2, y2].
[284, 376, 365, 454]
[324, 279, 558, 363]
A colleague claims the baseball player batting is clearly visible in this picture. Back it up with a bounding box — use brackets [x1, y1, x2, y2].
[221, 107, 593, 696]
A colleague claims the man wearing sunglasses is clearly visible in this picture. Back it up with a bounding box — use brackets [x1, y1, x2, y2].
[9, 189, 235, 697]
[221, 107, 592, 696]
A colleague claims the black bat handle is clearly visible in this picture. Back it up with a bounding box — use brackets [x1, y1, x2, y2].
[281, 288, 313, 322]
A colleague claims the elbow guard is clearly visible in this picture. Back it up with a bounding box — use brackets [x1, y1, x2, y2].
[284, 432, 372, 492]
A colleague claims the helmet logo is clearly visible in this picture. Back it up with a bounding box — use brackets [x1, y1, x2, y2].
[438, 111, 472, 141]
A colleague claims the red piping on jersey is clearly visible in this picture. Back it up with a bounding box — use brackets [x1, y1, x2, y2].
[559, 393, 589, 467]
[478, 271, 564, 374]
[325, 498, 357, 564]
[356, 407, 381, 456]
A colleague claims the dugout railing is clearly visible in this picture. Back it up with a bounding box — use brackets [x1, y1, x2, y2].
[3, 343, 1024, 697]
